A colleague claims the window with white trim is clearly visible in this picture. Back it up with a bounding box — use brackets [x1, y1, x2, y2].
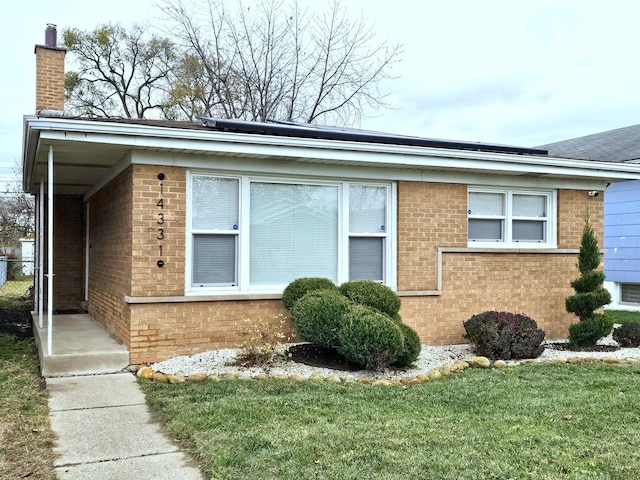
[187, 173, 394, 293]
[349, 185, 387, 281]
[191, 176, 240, 286]
[467, 188, 556, 247]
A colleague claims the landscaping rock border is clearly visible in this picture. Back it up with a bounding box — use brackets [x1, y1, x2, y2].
[134, 351, 640, 387]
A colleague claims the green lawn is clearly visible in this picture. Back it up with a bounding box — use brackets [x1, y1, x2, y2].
[607, 309, 640, 325]
[0, 333, 56, 479]
[141, 363, 640, 479]
[0, 279, 33, 298]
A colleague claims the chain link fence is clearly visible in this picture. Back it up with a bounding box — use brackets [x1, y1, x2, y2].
[0, 258, 34, 298]
[0, 259, 34, 339]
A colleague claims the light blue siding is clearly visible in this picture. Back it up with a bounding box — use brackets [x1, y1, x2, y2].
[604, 180, 640, 283]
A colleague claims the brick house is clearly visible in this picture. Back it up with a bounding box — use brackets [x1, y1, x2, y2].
[24, 28, 640, 365]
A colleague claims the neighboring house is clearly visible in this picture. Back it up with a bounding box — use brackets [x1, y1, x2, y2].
[23, 29, 640, 365]
[541, 125, 640, 312]
[19, 238, 35, 276]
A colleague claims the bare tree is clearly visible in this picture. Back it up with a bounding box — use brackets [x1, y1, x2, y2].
[0, 169, 35, 249]
[161, 0, 402, 125]
[63, 24, 178, 118]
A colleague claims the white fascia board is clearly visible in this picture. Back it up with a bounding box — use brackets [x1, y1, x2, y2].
[132, 150, 611, 190]
[24, 116, 640, 182]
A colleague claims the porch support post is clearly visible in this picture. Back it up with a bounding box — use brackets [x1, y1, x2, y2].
[46, 145, 54, 355]
[84, 203, 89, 303]
[38, 178, 44, 329]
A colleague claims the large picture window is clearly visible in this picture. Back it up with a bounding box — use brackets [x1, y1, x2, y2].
[187, 174, 394, 293]
[468, 188, 556, 247]
[250, 183, 339, 285]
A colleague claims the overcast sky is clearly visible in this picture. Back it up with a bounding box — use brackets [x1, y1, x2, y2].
[2, 0, 640, 188]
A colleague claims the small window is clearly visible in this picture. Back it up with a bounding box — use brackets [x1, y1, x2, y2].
[621, 284, 640, 304]
[468, 188, 554, 248]
[190, 176, 240, 286]
[349, 185, 387, 281]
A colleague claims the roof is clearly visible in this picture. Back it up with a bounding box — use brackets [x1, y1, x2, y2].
[538, 123, 640, 163]
[22, 114, 640, 197]
[197, 117, 549, 155]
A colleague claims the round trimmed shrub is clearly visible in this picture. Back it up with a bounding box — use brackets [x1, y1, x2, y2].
[394, 323, 422, 368]
[569, 314, 613, 348]
[282, 277, 338, 310]
[463, 311, 545, 360]
[337, 305, 404, 370]
[613, 322, 640, 348]
[290, 290, 352, 349]
[338, 280, 401, 317]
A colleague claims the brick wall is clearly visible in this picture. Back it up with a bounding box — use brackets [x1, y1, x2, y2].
[397, 182, 468, 291]
[128, 300, 290, 364]
[400, 252, 579, 345]
[87, 167, 134, 346]
[35, 45, 65, 112]
[395, 184, 605, 346]
[45, 195, 84, 310]
[557, 189, 604, 249]
[130, 165, 186, 297]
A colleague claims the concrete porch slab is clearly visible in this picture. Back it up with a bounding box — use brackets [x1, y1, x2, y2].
[33, 313, 130, 377]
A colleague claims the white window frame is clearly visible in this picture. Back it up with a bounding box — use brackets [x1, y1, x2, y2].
[346, 183, 390, 283]
[185, 172, 396, 295]
[467, 187, 557, 248]
[189, 175, 241, 287]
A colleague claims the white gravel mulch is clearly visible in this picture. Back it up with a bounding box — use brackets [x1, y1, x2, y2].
[150, 334, 640, 381]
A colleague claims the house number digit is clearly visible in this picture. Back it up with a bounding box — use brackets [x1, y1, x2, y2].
[156, 173, 166, 267]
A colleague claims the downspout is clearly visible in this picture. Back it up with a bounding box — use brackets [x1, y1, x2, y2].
[46, 146, 54, 354]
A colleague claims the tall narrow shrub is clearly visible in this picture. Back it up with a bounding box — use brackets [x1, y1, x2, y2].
[565, 212, 612, 347]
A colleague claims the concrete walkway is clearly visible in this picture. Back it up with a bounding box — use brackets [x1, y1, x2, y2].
[46, 372, 204, 480]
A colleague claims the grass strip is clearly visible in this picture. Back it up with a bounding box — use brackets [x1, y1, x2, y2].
[0, 333, 56, 479]
[607, 309, 640, 325]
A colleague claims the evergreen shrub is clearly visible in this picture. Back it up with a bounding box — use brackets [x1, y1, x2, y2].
[463, 311, 545, 360]
[281, 277, 337, 310]
[338, 280, 401, 317]
[337, 305, 404, 369]
[290, 290, 352, 349]
[612, 322, 640, 348]
[394, 323, 422, 367]
[568, 314, 613, 348]
[566, 213, 612, 347]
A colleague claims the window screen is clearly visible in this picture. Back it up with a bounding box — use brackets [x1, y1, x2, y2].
[192, 234, 236, 285]
[349, 237, 383, 281]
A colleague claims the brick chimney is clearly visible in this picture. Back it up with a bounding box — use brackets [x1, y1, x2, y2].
[35, 24, 66, 114]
